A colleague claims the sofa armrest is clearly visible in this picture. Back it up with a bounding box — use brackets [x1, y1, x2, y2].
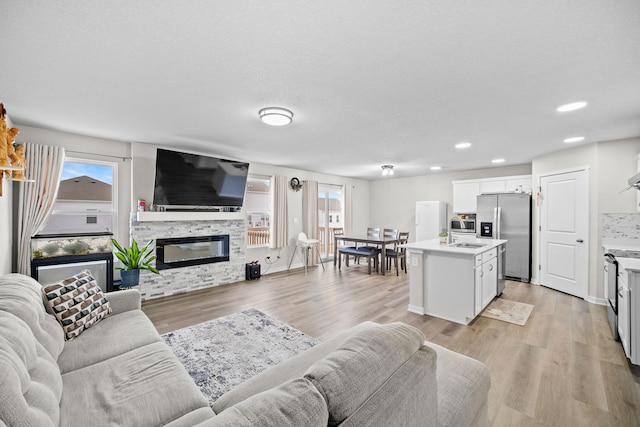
[105, 289, 141, 315]
[213, 321, 380, 414]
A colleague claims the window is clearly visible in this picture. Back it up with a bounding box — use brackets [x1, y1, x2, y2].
[39, 158, 117, 235]
[318, 184, 344, 258]
[245, 175, 272, 247]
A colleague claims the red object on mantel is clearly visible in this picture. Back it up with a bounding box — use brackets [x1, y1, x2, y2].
[137, 199, 146, 212]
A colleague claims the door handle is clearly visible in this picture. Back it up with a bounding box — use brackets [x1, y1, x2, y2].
[576, 239, 584, 243]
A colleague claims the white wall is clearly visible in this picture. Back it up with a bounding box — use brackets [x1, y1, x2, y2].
[0, 179, 12, 274]
[1, 113, 16, 274]
[130, 142, 370, 273]
[369, 164, 533, 242]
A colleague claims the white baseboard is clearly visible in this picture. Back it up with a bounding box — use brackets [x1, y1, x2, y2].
[408, 305, 425, 315]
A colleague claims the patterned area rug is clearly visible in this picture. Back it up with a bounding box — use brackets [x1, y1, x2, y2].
[161, 308, 318, 407]
[480, 298, 534, 326]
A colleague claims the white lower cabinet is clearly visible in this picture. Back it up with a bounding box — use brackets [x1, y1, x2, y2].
[619, 271, 631, 358]
[482, 257, 498, 307]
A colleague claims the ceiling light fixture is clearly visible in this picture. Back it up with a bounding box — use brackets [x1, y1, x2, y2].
[430, 166, 442, 171]
[455, 142, 472, 149]
[563, 136, 585, 143]
[259, 107, 293, 126]
[556, 101, 587, 112]
[381, 165, 394, 176]
[491, 158, 505, 164]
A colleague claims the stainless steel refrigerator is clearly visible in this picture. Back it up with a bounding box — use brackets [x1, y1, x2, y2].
[476, 193, 531, 284]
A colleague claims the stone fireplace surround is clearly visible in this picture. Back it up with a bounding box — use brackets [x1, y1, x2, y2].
[129, 212, 246, 300]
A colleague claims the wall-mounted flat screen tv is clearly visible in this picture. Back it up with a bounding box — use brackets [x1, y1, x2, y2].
[152, 148, 250, 209]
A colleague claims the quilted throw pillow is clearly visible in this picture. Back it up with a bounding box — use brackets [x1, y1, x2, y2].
[42, 269, 112, 340]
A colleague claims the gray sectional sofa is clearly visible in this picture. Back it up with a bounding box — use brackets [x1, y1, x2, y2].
[0, 273, 490, 426]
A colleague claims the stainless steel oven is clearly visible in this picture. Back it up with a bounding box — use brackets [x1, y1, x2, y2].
[604, 253, 619, 341]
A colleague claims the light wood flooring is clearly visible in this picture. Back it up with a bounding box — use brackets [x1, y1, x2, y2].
[142, 264, 640, 426]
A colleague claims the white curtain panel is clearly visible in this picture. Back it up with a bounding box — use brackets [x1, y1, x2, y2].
[17, 143, 65, 275]
[272, 175, 288, 249]
[302, 180, 319, 265]
[344, 184, 353, 234]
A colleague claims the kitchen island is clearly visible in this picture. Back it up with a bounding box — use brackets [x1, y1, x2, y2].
[404, 238, 507, 325]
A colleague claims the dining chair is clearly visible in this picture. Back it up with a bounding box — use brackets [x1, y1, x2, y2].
[354, 227, 381, 265]
[287, 232, 325, 275]
[333, 228, 356, 264]
[386, 231, 409, 275]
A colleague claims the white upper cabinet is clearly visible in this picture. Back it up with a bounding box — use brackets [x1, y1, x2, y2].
[453, 182, 480, 213]
[453, 175, 532, 213]
[505, 177, 533, 193]
[480, 180, 506, 194]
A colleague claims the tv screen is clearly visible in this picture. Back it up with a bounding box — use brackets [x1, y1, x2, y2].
[152, 148, 250, 209]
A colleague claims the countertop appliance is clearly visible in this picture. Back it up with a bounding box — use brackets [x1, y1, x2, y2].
[476, 193, 531, 282]
[415, 201, 447, 241]
[450, 213, 476, 241]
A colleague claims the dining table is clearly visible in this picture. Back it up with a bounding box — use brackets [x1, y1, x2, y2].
[333, 234, 399, 275]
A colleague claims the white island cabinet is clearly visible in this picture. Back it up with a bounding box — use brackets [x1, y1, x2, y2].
[404, 238, 507, 325]
[615, 258, 640, 365]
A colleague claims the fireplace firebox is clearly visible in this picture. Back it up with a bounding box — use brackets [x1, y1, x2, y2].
[155, 235, 230, 270]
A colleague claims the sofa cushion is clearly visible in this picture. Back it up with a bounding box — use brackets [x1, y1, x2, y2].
[42, 269, 112, 340]
[0, 273, 64, 361]
[427, 341, 491, 427]
[60, 341, 212, 427]
[203, 379, 328, 427]
[0, 311, 63, 427]
[57, 309, 162, 373]
[303, 322, 430, 426]
[213, 321, 378, 413]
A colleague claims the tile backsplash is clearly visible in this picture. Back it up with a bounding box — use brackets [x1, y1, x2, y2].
[603, 213, 640, 239]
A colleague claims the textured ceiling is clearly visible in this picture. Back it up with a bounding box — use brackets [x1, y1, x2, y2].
[1, 1, 639, 180]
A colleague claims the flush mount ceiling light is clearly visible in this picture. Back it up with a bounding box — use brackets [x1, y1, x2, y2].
[381, 165, 394, 176]
[491, 158, 505, 164]
[564, 136, 585, 143]
[556, 101, 587, 112]
[430, 166, 442, 171]
[455, 142, 472, 149]
[259, 107, 293, 126]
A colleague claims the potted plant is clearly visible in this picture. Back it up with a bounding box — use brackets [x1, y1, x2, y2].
[439, 232, 448, 245]
[112, 238, 159, 288]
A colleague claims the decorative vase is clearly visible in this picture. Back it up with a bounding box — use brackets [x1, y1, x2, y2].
[120, 269, 140, 288]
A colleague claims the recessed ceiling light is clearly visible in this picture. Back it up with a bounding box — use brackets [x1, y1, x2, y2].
[556, 101, 587, 112]
[430, 166, 442, 171]
[259, 107, 293, 126]
[563, 136, 585, 143]
[455, 142, 472, 149]
[491, 158, 505, 164]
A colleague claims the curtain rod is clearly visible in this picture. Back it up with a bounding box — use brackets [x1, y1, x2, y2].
[65, 150, 132, 161]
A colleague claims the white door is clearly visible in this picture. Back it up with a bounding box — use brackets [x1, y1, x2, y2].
[539, 169, 589, 298]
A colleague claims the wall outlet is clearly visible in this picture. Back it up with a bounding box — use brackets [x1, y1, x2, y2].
[411, 256, 419, 267]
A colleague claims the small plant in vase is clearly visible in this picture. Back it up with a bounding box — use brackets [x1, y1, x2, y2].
[439, 232, 448, 245]
[112, 238, 159, 288]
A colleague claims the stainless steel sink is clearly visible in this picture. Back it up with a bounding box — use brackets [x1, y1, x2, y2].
[449, 242, 487, 249]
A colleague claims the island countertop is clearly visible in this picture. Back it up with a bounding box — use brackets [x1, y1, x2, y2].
[402, 238, 508, 255]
